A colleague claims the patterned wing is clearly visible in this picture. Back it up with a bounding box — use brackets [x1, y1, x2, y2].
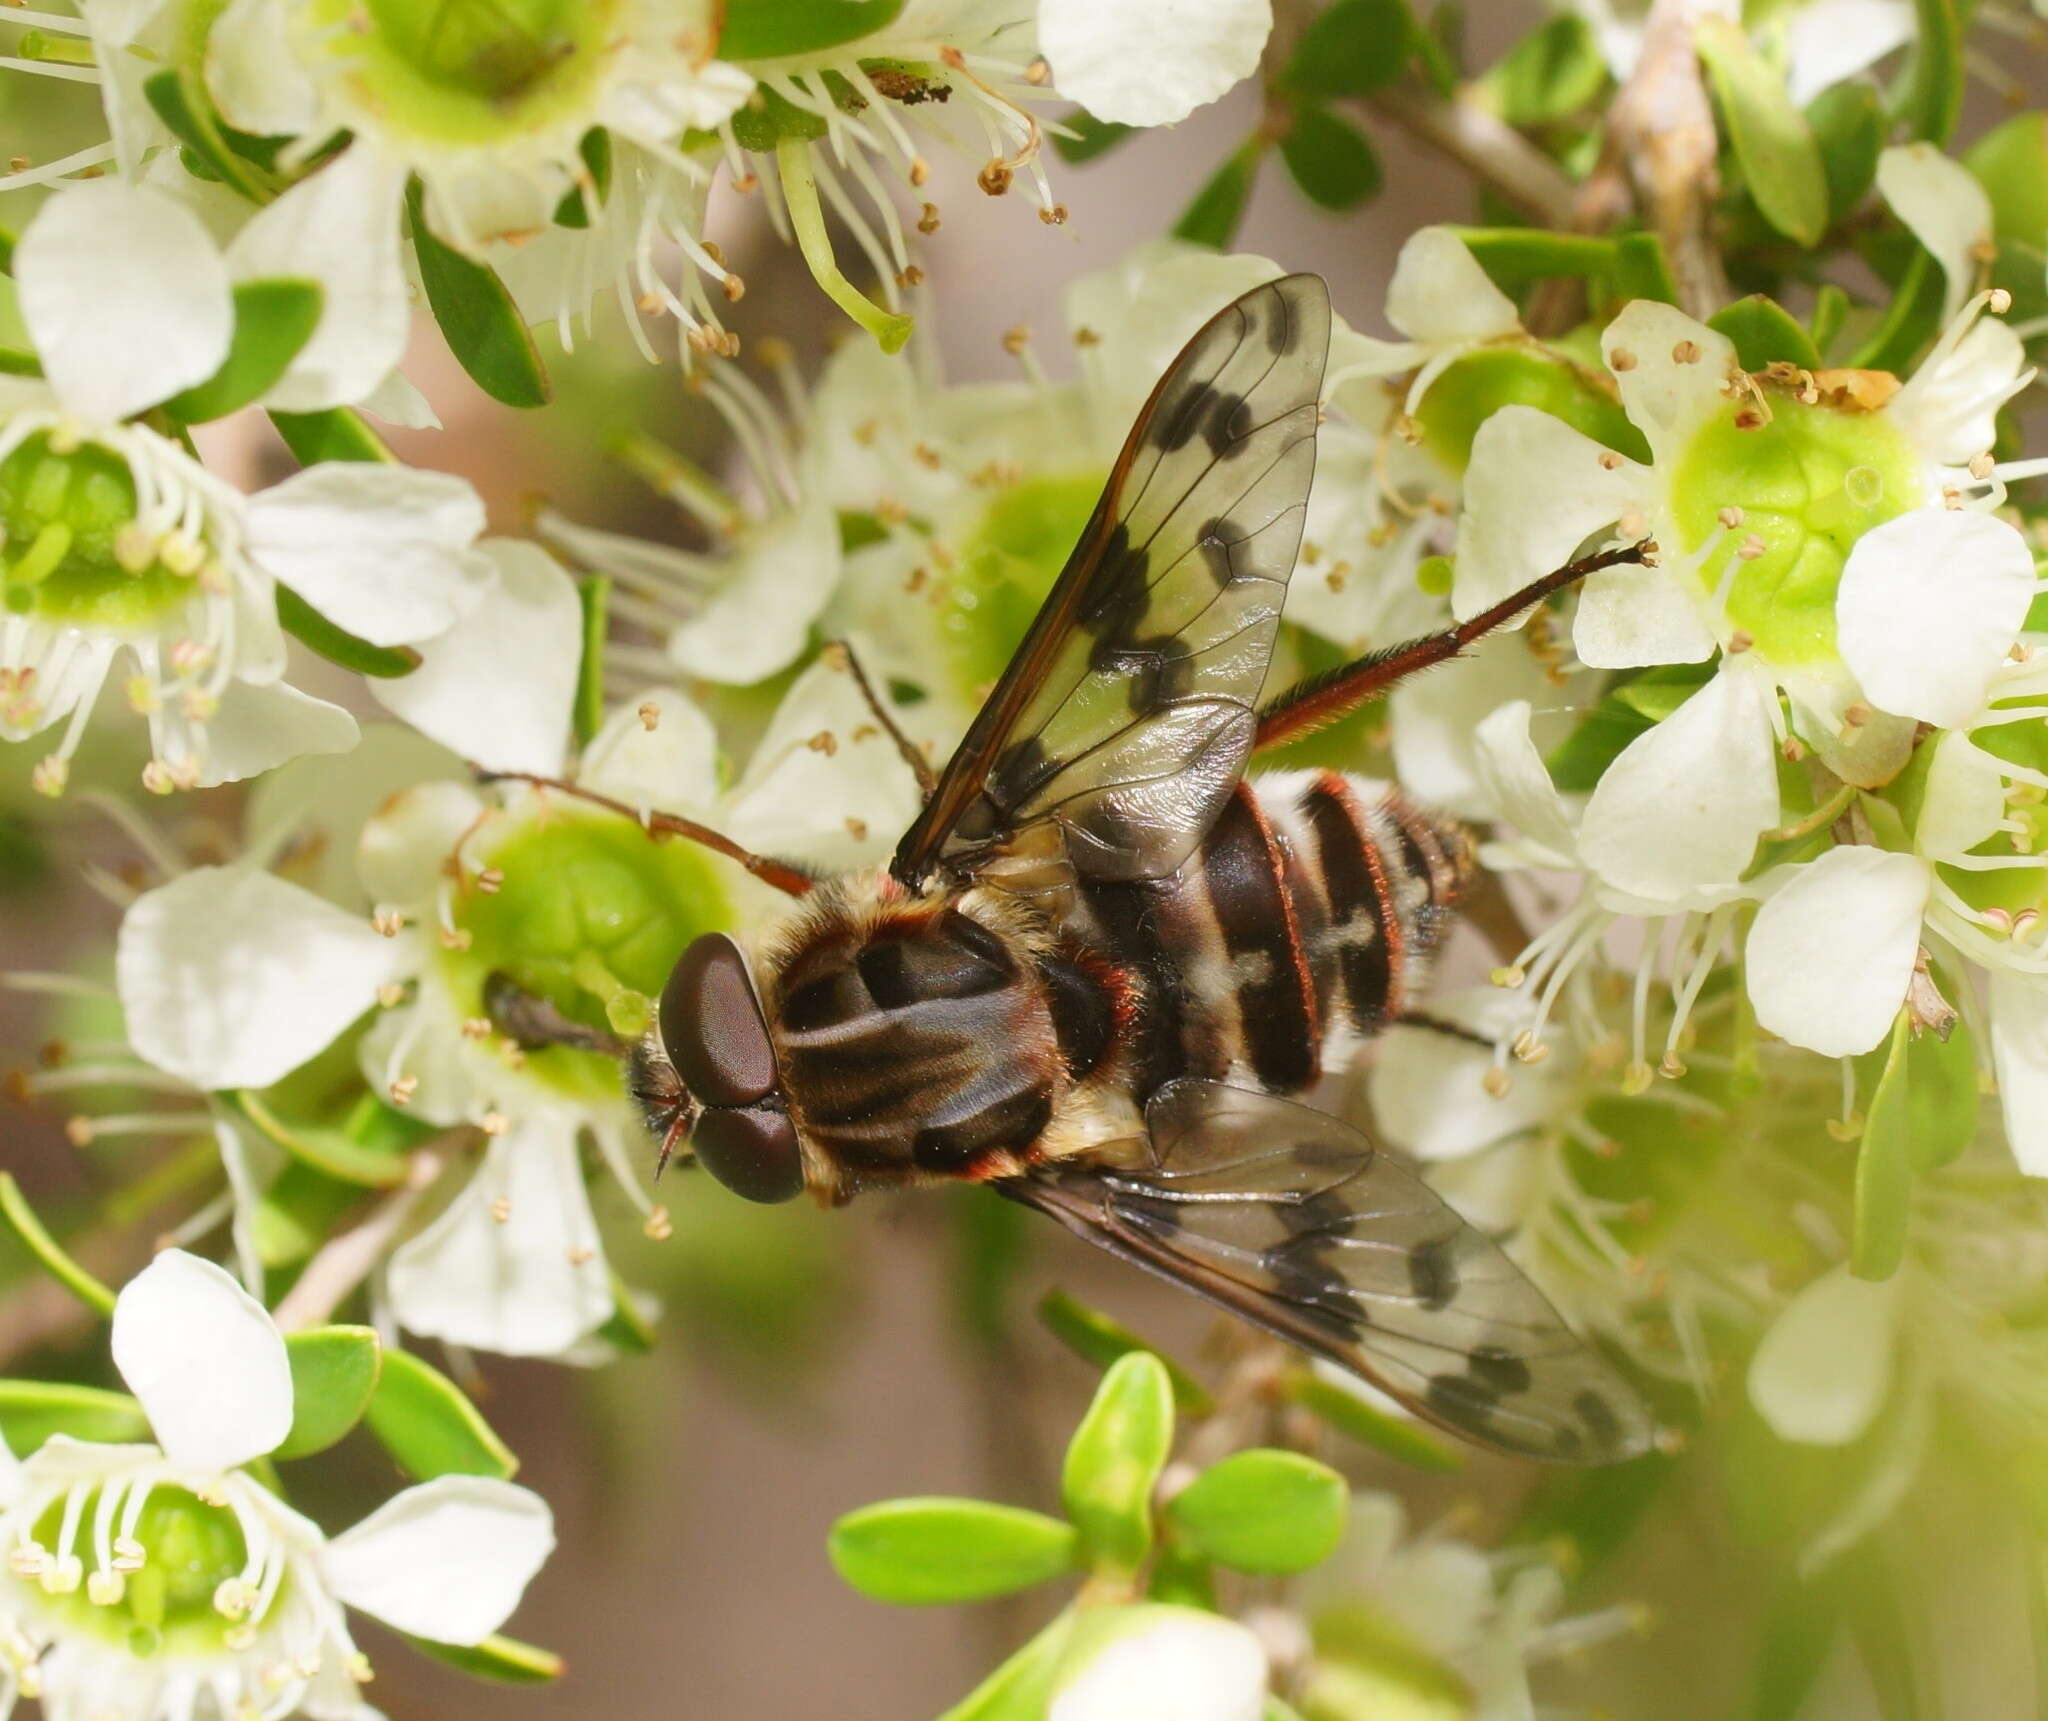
[1006, 1079, 1653, 1465]
[891, 274, 1330, 888]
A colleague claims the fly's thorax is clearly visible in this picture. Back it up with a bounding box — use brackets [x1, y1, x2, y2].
[750, 875, 1087, 1196]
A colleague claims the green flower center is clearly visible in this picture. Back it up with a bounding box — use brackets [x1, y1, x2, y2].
[1414, 347, 1650, 475]
[306, 0, 627, 144]
[26, 1484, 264, 1658]
[1670, 392, 1919, 666]
[938, 473, 1104, 697]
[440, 805, 732, 1101]
[0, 436, 201, 631]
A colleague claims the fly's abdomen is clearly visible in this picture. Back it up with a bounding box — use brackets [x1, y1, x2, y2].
[1073, 772, 1468, 1100]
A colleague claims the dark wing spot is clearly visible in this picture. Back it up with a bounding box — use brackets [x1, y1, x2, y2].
[1200, 391, 1251, 456]
[988, 735, 1051, 810]
[1264, 293, 1299, 355]
[1427, 1371, 1500, 1425]
[1152, 380, 1217, 453]
[1264, 1234, 1367, 1327]
[1574, 1388, 1624, 1449]
[1470, 1345, 1534, 1396]
[1408, 1236, 1460, 1312]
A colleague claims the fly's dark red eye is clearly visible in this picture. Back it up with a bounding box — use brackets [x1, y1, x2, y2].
[691, 1104, 803, 1204]
[661, 932, 780, 1106]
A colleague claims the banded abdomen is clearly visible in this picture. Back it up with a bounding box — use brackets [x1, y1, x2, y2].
[1070, 770, 1469, 1103]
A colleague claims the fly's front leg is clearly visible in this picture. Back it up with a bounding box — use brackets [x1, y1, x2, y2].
[1253, 538, 1657, 751]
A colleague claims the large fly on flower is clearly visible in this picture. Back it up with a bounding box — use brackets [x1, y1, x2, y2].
[501, 275, 1656, 1464]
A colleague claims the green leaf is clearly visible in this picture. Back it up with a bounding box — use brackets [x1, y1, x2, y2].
[1278, 1370, 1462, 1472]
[1708, 295, 1822, 371]
[936, 1610, 1076, 1721]
[1165, 1449, 1347, 1575]
[594, 1271, 656, 1355]
[269, 406, 394, 466]
[406, 178, 552, 409]
[1694, 16, 1828, 247]
[573, 576, 608, 748]
[1966, 112, 2048, 245]
[1610, 231, 1679, 307]
[1546, 664, 1714, 790]
[1061, 1352, 1173, 1578]
[1902, 0, 1963, 145]
[1749, 1569, 1846, 1721]
[1848, 247, 1945, 373]
[230, 1088, 416, 1187]
[142, 67, 271, 202]
[1283, 0, 1414, 98]
[950, 1187, 1032, 1349]
[551, 127, 612, 229]
[1806, 82, 1883, 225]
[1172, 141, 1264, 249]
[1052, 110, 1136, 165]
[364, 1349, 518, 1481]
[0, 1380, 148, 1451]
[1280, 105, 1383, 212]
[1852, 1011, 1915, 1281]
[1447, 225, 1616, 296]
[1809, 282, 1850, 359]
[0, 227, 14, 275]
[275, 584, 422, 679]
[162, 279, 324, 423]
[1035, 1289, 1211, 1415]
[828, 1499, 1078, 1605]
[0, 1173, 115, 1315]
[405, 1633, 565, 1684]
[1481, 11, 1608, 126]
[719, 0, 907, 57]
[276, 1325, 382, 1460]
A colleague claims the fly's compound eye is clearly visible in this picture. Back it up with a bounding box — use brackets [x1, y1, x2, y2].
[658, 933, 802, 1204]
[691, 1104, 804, 1204]
[661, 932, 780, 1105]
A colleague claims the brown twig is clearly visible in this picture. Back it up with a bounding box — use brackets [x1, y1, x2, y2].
[271, 1148, 447, 1332]
[1364, 83, 1579, 227]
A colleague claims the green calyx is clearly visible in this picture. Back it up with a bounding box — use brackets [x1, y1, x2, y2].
[1670, 389, 1918, 666]
[26, 1484, 267, 1658]
[939, 473, 1104, 696]
[0, 436, 204, 631]
[305, 0, 627, 147]
[438, 805, 732, 1101]
[1413, 346, 1649, 475]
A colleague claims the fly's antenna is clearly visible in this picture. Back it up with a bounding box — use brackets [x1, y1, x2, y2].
[823, 639, 937, 798]
[482, 772, 817, 898]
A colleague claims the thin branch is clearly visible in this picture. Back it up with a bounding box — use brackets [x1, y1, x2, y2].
[1607, 0, 1728, 318]
[1363, 84, 1578, 227]
[271, 1148, 446, 1333]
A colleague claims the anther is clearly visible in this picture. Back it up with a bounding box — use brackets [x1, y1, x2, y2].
[371, 908, 405, 937]
[461, 1017, 492, 1040]
[1609, 348, 1637, 372]
[87, 1569, 124, 1606]
[1658, 1052, 1687, 1078]
[1481, 1067, 1512, 1099]
[377, 983, 406, 1008]
[1038, 204, 1069, 225]
[807, 730, 838, 756]
[1726, 629, 1754, 654]
[644, 1206, 674, 1241]
[480, 1109, 510, 1136]
[1671, 340, 1701, 364]
[29, 756, 66, 798]
[1736, 533, 1765, 560]
[1970, 451, 1997, 479]
[918, 202, 941, 233]
[637, 700, 660, 731]
[845, 816, 870, 841]
[1598, 451, 1624, 470]
[388, 1074, 418, 1106]
[1490, 963, 1527, 987]
[64, 1115, 92, 1147]
[489, 1197, 512, 1224]
[1990, 287, 2014, 314]
[473, 867, 504, 894]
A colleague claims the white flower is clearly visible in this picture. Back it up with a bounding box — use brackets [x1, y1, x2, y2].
[1047, 1605, 1267, 1721]
[0, 1252, 552, 1721]
[1876, 143, 1995, 327]
[1039, 0, 1270, 127]
[0, 180, 500, 793]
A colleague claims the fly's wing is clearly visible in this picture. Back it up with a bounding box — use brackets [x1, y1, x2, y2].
[1006, 1079, 1653, 1465]
[890, 274, 1329, 889]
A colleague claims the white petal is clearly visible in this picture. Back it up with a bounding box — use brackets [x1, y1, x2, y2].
[1602, 301, 1742, 469]
[17, 180, 232, 422]
[117, 866, 403, 1089]
[664, 502, 841, 684]
[0, 1426, 20, 1505]
[1571, 564, 1718, 669]
[1370, 987, 1562, 1160]
[356, 987, 481, 1129]
[1837, 509, 2035, 729]
[356, 779, 489, 908]
[1916, 733, 2009, 860]
[576, 687, 720, 814]
[1578, 666, 1782, 899]
[194, 681, 361, 788]
[1990, 971, 2048, 1177]
[1878, 143, 1994, 325]
[1781, 0, 1916, 105]
[1471, 699, 1579, 865]
[722, 657, 926, 874]
[357, 366, 441, 430]
[1887, 316, 2031, 467]
[1745, 847, 1929, 1058]
[205, 0, 322, 135]
[111, 1250, 292, 1471]
[247, 465, 490, 646]
[1040, 0, 1271, 127]
[1391, 636, 1560, 822]
[371, 540, 580, 776]
[1382, 227, 1520, 346]
[1051, 1607, 1267, 1721]
[226, 147, 413, 412]
[325, 1476, 554, 1644]
[1452, 407, 1645, 623]
[1747, 1266, 1900, 1445]
[387, 1128, 614, 1356]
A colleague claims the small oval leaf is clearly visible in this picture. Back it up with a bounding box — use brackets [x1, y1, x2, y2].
[1166, 1449, 1347, 1575]
[1173, 140, 1264, 250]
[363, 1348, 518, 1481]
[1852, 1011, 1915, 1282]
[405, 1632, 565, 1684]
[719, 0, 907, 57]
[828, 1499, 1078, 1605]
[1061, 1352, 1173, 1577]
[1695, 16, 1829, 247]
[406, 178, 552, 409]
[276, 1325, 382, 1460]
[163, 278, 324, 423]
[1707, 295, 1822, 372]
[275, 585, 422, 679]
[0, 1380, 148, 1452]
[1280, 104, 1383, 212]
[1035, 1289, 1211, 1415]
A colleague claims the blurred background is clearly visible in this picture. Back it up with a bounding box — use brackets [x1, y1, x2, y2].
[3, 6, 2044, 1716]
